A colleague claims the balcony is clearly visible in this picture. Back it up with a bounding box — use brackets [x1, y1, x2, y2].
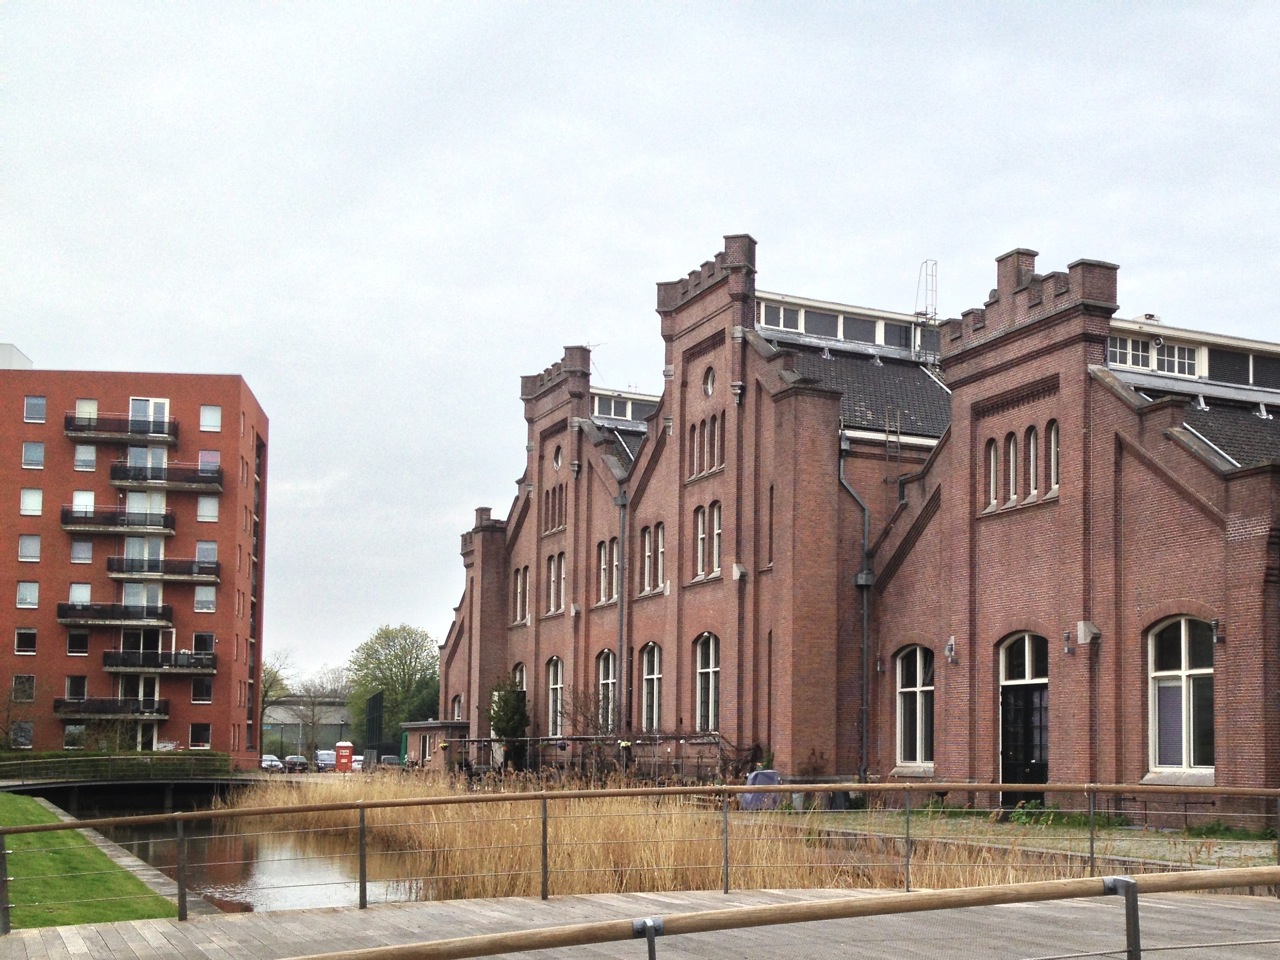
[57, 602, 173, 627]
[61, 506, 176, 536]
[53, 697, 169, 720]
[103, 650, 217, 673]
[64, 413, 179, 445]
[109, 461, 224, 493]
[107, 556, 220, 583]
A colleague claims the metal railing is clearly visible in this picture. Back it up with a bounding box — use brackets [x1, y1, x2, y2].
[64, 412, 179, 441]
[106, 556, 220, 578]
[56, 602, 174, 624]
[59, 506, 177, 531]
[0, 752, 231, 785]
[109, 461, 223, 486]
[102, 649, 217, 670]
[51, 697, 171, 718]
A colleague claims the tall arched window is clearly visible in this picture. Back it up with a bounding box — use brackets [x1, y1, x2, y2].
[985, 439, 998, 509]
[546, 555, 557, 613]
[451, 695, 463, 721]
[698, 420, 707, 474]
[694, 506, 707, 577]
[896, 646, 934, 766]
[655, 522, 665, 586]
[609, 537, 620, 600]
[688, 424, 698, 478]
[546, 657, 564, 737]
[513, 568, 524, 623]
[597, 650, 617, 733]
[710, 501, 722, 574]
[1150, 617, 1214, 771]
[512, 662, 526, 691]
[1005, 433, 1018, 504]
[597, 540, 610, 603]
[557, 552, 566, 612]
[1025, 426, 1039, 499]
[708, 415, 719, 469]
[694, 632, 720, 732]
[641, 643, 662, 732]
[1047, 420, 1060, 492]
[640, 526, 653, 593]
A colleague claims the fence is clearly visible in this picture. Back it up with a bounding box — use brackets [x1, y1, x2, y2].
[0, 752, 231, 784]
[2, 780, 1278, 934]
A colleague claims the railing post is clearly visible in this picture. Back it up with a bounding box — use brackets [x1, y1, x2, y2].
[721, 793, 731, 894]
[1088, 789, 1097, 878]
[175, 820, 188, 921]
[1275, 796, 1279, 899]
[358, 808, 368, 909]
[903, 787, 912, 893]
[1104, 876, 1142, 960]
[540, 796, 550, 900]
[1, 838, 11, 934]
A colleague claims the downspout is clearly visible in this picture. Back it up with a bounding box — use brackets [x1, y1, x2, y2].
[838, 431, 873, 783]
[614, 491, 629, 735]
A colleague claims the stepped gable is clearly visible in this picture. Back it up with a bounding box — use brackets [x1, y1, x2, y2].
[791, 347, 951, 437]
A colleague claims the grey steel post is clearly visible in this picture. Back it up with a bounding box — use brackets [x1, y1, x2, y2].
[175, 820, 188, 921]
[541, 797, 550, 901]
[1275, 797, 1279, 899]
[1103, 876, 1141, 960]
[904, 788, 912, 893]
[1088, 790, 1097, 878]
[1, 839, 10, 934]
[358, 808, 368, 909]
[721, 794, 731, 894]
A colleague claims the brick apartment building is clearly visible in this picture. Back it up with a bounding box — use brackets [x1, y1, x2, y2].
[437, 235, 1280, 795]
[2, 348, 268, 770]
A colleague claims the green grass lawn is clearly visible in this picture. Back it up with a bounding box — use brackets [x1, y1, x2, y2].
[0, 792, 177, 929]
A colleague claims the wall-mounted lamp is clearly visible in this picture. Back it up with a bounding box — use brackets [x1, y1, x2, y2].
[1211, 618, 1225, 644]
[943, 636, 958, 665]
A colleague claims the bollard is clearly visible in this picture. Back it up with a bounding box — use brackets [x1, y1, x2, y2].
[1103, 876, 1141, 960]
[358, 808, 368, 909]
[904, 788, 912, 893]
[175, 820, 188, 921]
[721, 794, 730, 894]
[541, 797, 550, 901]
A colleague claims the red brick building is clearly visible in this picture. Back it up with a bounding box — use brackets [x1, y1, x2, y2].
[2, 351, 268, 770]
[438, 236, 1280, 794]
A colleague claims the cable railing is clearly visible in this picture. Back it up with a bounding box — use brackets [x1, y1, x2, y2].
[1, 780, 1277, 936]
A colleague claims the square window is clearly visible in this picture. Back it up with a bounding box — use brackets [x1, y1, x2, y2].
[74, 445, 96, 471]
[18, 534, 40, 562]
[22, 441, 44, 469]
[200, 405, 222, 432]
[16, 628, 36, 653]
[70, 540, 93, 564]
[68, 583, 90, 604]
[190, 722, 212, 749]
[20, 488, 42, 515]
[196, 540, 217, 562]
[64, 723, 86, 750]
[65, 676, 87, 700]
[24, 396, 46, 422]
[198, 450, 221, 475]
[197, 496, 219, 522]
[193, 632, 215, 653]
[74, 398, 98, 422]
[10, 721, 33, 749]
[12, 675, 35, 702]
[67, 631, 89, 656]
[16, 582, 38, 609]
[195, 586, 216, 612]
[192, 677, 213, 703]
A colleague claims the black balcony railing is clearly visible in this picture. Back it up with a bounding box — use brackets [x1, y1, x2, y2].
[57, 602, 173, 624]
[64, 412, 179, 441]
[109, 461, 224, 487]
[103, 650, 217, 671]
[106, 556, 221, 578]
[61, 506, 177, 531]
[52, 697, 170, 718]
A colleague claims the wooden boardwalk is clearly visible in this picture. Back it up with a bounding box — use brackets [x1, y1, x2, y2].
[3, 888, 1279, 960]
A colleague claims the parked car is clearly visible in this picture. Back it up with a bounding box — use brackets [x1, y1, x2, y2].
[283, 755, 309, 773]
[379, 755, 402, 769]
[315, 749, 337, 772]
[351, 756, 364, 772]
[260, 754, 284, 773]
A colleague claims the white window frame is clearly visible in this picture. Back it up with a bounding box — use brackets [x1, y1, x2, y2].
[640, 526, 653, 593]
[16, 582, 38, 609]
[194, 586, 216, 612]
[74, 445, 96, 471]
[190, 723, 212, 749]
[1156, 342, 1198, 377]
[1047, 421, 1060, 493]
[710, 502, 722, 574]
[896, 646, 935, 767]
[694, 633, 720, 733]
[18, 534, 40, 562]
[655, 522, 665, 587]
[609, 537, 620, 600]
[197, 496, 219, 522]
[694, 506, 707, 577]
[199, 405, 222, 432]
[597, 541, 610, 603]
[1026, 427, 1039, 499]
[12, 675, 35, 702]
[21, 442, 44, 469]
[547, 657, 564, 737]
[1005, 435, 1018, 505]
[15, 628, 37, 654]
[641, 643, 662, 732]
[20, 488, 43, 516]
[24, 395, 46, 423]
[986, 439, 998, 509]
[1149, 616, 1214, 772]
[597, 650, 617, 733]
[512, 662, 526, 691]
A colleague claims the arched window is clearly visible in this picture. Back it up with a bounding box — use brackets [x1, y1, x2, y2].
[1150, 617, 1214, 771]
[694, 506, 707, 577]
[1025, 426, 1039, 499]
[597, 540, 610, 603]
[641, 643, 662, 732]
[655, 522, 666, 586]
[512, 662, 526, 691]
[896, 646, 935, 765]
[513, 568, 524, 623]
[597, 650, 617, 733]
[708, 415, 719, 469]
[695, 632, 720, 732]
[546, 555, 557, 613]
[698, 419, 707, 474]
[546, 657, 564, 737]
[640, 526, 653, 593]
[1047, 420, 1060, 492]
[451, 695, 463, 722]
[710, 501, 722, 574]
[557, 552, 566, 611]
[985, 439, 998, 509]
[1005, 433, 1018, 504]
[688, 424, 698, 478]
[609, 537, 620, 600]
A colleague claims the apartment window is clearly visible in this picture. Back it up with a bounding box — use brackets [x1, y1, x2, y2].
[695, 632, 720, 732]
[18, 535, 41, 562]
[640, 526, 653, 593]
[597, 650, 617, 733]
[71, 490, 95, 516]
[196, 540, 217, 564]
[12, 675, 35, 702]
[65, 676, 87, 700]
[70, 540, 93, 564]
[1151, 617, 1214, 771]
[195, 586, 216, 612]
[15, 628, 36, 654]
[10, 722, 33, 750]
[710, 502, 722, 574]
[547, 657, 564, 737]
[641, 643, 662, 732]
[193, 632, 215, 653]
[1026, 427, 1039, 499]
[1005, 434, 1018, 504]
[1156, 342, 1197, 377]
[16, 582, 38, 609]
[74, 398, 98, 423]
[198, 450, 221, 475]
[74, 445, 96, 471]
[64, 724, 86, 750]
[654, 522, 665, 586]
[512, 662, 526, 691]
[1047, 420, 1060, 491]
[190, 723, 212, 749]
[67, 631, 89, 656]
[68, 583, 91, 605]
[197, 496, 219, 522]
[896, 646, 935, 765]
[694, 506, 707, 577]
[200, 405, 222, 432]
[192, 676, 213, 703]
[22, 441, 44, 469]
[20, 488, 42, 516]
[24, 395, 47, 422]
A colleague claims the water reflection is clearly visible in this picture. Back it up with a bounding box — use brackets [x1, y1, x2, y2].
[101, 819, 415, 912]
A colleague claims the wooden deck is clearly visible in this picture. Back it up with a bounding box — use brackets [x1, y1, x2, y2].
[3, 888, 1278, 960]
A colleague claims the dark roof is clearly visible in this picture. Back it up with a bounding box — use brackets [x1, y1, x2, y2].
[591, 418, 648, 469]
[1183, 402, 1280, 467]
[789, 346, 952, 437]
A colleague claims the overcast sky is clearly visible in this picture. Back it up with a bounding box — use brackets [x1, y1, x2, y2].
[7, 2, 1278, 678]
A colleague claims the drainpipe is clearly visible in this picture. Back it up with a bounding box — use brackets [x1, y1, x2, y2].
[838, 432, 873, 783]
[614, 491, 629, 735]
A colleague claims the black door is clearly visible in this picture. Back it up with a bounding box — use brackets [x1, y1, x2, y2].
[1001, 684, 1048, 808]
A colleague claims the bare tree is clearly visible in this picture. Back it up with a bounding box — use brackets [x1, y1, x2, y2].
[259, 651, 294, 754]
[290, 666, 352, 757]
